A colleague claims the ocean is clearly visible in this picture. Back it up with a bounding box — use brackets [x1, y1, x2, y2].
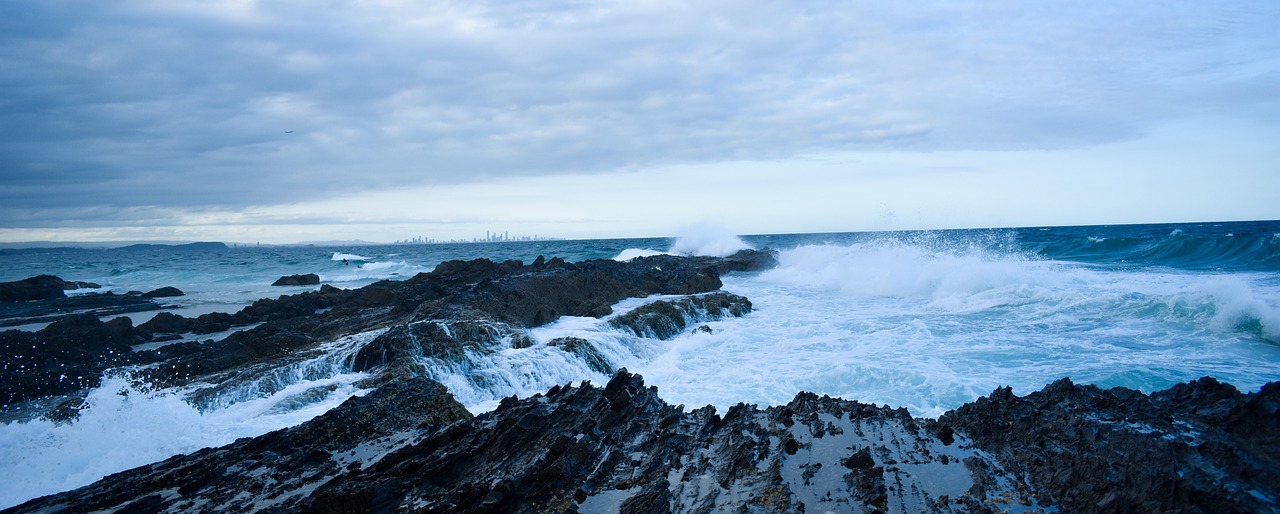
[1, 220, 1279, 508]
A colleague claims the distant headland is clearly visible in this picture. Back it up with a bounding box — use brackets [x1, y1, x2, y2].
[0, 242, 229, 255]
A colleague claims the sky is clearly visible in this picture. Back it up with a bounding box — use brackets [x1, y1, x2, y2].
[1, 1, 1278, 244]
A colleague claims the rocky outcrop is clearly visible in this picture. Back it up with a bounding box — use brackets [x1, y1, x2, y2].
[0, 275, 99, 302]
[140, 286, 184, 298]
[273, 273, 321, 286]
[1, 251, 779, 419]
[5, 377, 471, 513]
[0, 276, 188, 328]
[0, 314, 137, 414]
[609, 292, 752, 340]
[548, 337, 614, 374]
[11, 371, 1276, 513]
[939, 376, 1280, 513]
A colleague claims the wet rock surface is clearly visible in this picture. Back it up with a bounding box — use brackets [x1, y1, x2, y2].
[6, 377, 472, 514]
[0, 275, 100, 302]
[608, 292, 752, 340]
[11, 371, 1277, 513]
[273, 273, 321, 286]
[939, 377, 1280, 513]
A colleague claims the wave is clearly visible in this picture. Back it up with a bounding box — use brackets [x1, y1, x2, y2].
[667, 223, 753, 257]
[0, 372, 367, 509]
[1027, 224, 1280, 271]
[756, 238, 1280, 342]
[0, 330, 387, 509]
[331, 252, 371, 262]
[613, 248, 667, 261]
[321, 261, 428, 283]
[403, 295, 736, 412]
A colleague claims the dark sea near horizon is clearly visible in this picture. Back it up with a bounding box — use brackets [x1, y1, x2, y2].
[1, 220, 1278, 507]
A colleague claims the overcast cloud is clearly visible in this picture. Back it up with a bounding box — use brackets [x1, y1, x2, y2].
[1, 1, 1278, 241]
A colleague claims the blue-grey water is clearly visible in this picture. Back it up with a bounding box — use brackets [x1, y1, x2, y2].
[1, 220, 1278, 507]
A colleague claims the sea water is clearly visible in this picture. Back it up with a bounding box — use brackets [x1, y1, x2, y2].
[1, 221, 1278, 507]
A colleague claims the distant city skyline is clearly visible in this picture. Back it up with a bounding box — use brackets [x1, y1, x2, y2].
[394, 231, 564, 245]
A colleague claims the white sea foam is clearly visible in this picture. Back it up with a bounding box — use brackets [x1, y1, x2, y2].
[668, 223, 752, 257]
[613, 248, 668, 261]
[331, 252, 371, 261]
[0, 330, 387, 509]
[0, 373, 368, 509]
[321, 261, 427, 283]
[413, 297, 685, 413]
[630, 240, 1280, 417]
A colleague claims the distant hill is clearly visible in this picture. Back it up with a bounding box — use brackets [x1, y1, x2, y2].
[0, 242, 228, 255]
[114, 242, 229, 252]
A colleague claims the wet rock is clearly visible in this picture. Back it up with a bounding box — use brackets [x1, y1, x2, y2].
[273, 273, 321, 286]
[6, 377, 471, 513]
[548, 336, 614, 374]
[140, 286, 184, 298]
[0, 291, 164, 329]
[0, 275, 99, 302]
[10, 371, 1280, 514]
[609, 292, 752, 339]
[7, 252, 774, 422]
[0, 314, 138, 410]
[941, 377, 1280, 513]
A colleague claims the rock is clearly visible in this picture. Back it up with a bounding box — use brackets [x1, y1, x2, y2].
[273, 273, 321, 286]
[940, 377, 1280, 513]
[609, 292, 752, 339]
[8, 367, 1279, 513]
[136, 311, 191, 336]
[5, 377, 471, 513]
[140, 286, 184, 298]
[548, 336, 614, 374]
[0, 279, 165, 328]
[0, 275, 99, 302]
[0, 314, 138, 411]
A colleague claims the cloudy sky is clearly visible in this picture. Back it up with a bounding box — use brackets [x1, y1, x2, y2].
[2, 1, 1278, 244]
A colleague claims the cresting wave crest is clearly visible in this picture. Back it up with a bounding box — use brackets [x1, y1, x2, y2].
[1027, 224, 1280, 271]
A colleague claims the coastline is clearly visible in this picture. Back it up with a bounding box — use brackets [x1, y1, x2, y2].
[0, 249, 1274, 512]
[2, 224, 1279, 510]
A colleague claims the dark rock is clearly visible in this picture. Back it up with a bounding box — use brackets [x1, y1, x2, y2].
[609, 292, 752, 340]
[548, 336, 614, 374]
[137, 311, 191, 336]
[6, 377, 470, 513]
[9, 368, 1280, 514]
[140, 286, 184, 298]
[941, 377, 1280, 513]
[0, 288, 164, 329]
[0, 314, 137, 410]
[273, 273, 321, 286]
[0, 275, 99, 302]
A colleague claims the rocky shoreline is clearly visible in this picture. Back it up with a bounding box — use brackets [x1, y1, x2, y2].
[1, 250, 1277, 512]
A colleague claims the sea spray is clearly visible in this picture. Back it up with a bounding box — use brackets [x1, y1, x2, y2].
[331, 252, 372, 262]
[633, 236, 1280, 417]
[668, 223, 752, 257]
[0, 329, 389, 509]
[0, 371, 368, 509]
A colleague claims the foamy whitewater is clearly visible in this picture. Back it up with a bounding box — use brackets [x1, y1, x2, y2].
[1, 221, 1278, 507]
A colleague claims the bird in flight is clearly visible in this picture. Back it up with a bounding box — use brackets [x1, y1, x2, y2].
[284, 130, 294, 133]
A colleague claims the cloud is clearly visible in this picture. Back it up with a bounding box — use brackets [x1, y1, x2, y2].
[1, 0, 1277, 230]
